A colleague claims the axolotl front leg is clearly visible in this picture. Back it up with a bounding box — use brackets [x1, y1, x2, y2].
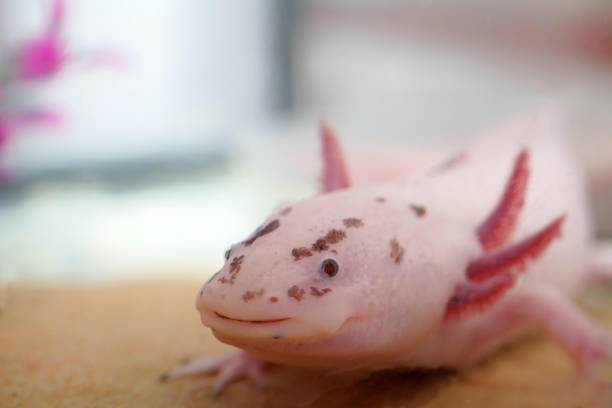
[161, 350, 266, 396]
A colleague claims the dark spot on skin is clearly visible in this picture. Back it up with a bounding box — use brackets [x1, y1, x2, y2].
[242, 289, 265, 302]
[243, 219, 280, 246]
[280, 207, 292, 216]
[288, 285, 305, 301]
[375, 197, 386, 203]
[310, 287, 332, 297]
[199, 289, 204, 297]
[390, 237, 405, 265]
[311, 238, 329, 252]
[230, 255, 244, 274]
[269, 296, 278, 303]
[432, 151, 468, 174]
[220, 255, 244, 284]
[311, 229, 346, 252]
[410, 204, 427, 217]
[292, 247, 313, 261]
[343, 217, 364, 228]
[273, 335, 281, 339]
[324, 229, 346, 244]
[330, 249, 338, 254]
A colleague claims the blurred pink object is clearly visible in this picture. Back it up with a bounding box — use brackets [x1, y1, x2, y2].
[0, 117, 9, 149]
[17, 0, 65, 81]
[0, 108, 62, 150]
[16, 0, 125, 81]
[74, 48, 128, 70]
[17, 37, 65, 80]
[0, 108, 62, 183]
[9, 109, 62, 128]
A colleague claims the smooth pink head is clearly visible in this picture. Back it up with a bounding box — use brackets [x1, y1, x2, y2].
[194, 123, 469, 367]
[194, 183, 466, 368]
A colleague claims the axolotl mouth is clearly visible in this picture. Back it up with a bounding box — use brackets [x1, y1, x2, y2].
[199, 306, 304, 340]
[214, 312, 290, 325]
[198, 303, 353, 341]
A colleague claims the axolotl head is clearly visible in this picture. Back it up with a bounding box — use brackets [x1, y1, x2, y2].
[195, 186, 464, 368]
[196, 119, 570, 368]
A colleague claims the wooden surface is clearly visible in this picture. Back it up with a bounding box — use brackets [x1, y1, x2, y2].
[2, 281, 612, 408]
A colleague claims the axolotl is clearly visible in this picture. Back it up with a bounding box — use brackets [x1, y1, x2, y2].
[164, 110, 612, 394]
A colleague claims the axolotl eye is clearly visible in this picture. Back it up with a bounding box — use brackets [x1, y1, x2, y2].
[319, 258, 339, 279]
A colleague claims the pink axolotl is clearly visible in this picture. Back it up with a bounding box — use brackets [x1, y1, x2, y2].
[164, 110, 612, 395]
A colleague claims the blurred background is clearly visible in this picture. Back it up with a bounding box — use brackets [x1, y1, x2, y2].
[0, 0, 611, 283]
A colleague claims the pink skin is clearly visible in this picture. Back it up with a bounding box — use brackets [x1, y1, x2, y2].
[408, 287, 611, 373]
[166, 110, 612, 395]
[591, 243, 612, 283]
[161, 350, 266, 396]
[320, 120, 351, 192]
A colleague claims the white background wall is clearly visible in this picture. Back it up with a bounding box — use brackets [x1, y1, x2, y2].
[1, 1, 610, 283]
[1, 0, 276, 174]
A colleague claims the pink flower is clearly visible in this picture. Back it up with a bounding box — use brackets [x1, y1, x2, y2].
[17, 0, 66, 81]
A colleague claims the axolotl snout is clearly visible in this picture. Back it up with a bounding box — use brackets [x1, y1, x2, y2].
[165, 110, 611, 394]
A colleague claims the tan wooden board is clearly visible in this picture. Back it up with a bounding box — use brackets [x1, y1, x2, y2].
[2, 282, 612, 407]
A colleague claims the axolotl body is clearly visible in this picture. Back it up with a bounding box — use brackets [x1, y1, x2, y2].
[165, 110, 612, 394]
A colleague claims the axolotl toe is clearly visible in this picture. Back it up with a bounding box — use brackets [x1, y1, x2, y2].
[165, 110, 612, 394]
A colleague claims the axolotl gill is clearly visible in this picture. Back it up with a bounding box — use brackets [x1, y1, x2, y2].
[164, 110, 612, 394]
